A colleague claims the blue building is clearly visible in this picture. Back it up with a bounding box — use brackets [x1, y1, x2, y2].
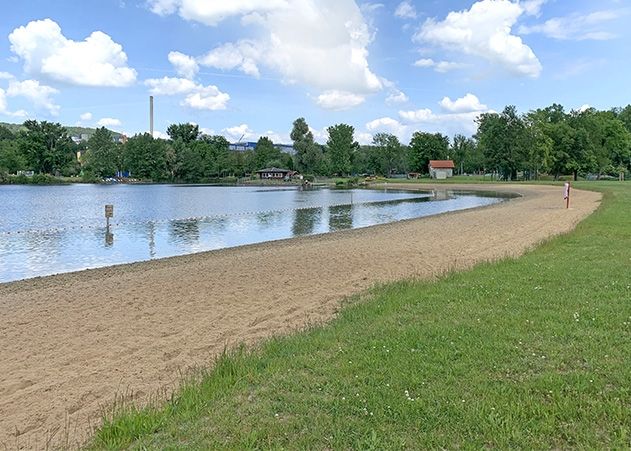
[229, 141, 295, 155]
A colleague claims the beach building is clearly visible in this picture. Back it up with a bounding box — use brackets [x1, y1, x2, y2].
[429, 160, 455, 179]
[256, 167, 292, 180]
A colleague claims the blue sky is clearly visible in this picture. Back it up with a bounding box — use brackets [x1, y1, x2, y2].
[0, 0, 629, 144]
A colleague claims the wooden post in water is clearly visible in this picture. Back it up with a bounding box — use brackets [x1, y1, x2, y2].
[105, 204, 113, 229]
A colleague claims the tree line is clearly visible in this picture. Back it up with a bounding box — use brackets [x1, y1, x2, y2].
[1, 103, 630, 183]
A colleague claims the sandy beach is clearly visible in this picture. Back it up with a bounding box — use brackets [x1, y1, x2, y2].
[0, 184, 601, 448]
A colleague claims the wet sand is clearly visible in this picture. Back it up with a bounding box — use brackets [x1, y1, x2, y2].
[0, 184, 601, 448]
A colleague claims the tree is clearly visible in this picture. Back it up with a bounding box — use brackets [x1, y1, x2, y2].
[450, 134, 480, 175]
[0, 140, 26, 174]
[291, 117, 322, 173]
[0, 125, 14, 141]
[407, 131, 449, 174]
[476, 106, 528, 180]
[18, 120, 75, 175]
[123, 134, 168, 180]
[372, 133, 404, 176]
[167, 123, 200, 144]
[326, 123, 358, 176]
[84, 127, 118, 177]
[253, 136, 283, 170]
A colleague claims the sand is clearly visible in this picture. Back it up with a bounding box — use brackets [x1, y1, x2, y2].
[0, 184, 601, 448]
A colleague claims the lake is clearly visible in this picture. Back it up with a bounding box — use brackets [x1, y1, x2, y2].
[0, 184, 511, 283]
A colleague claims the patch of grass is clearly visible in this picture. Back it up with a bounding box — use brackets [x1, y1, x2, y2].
[89, 182, 631, 449]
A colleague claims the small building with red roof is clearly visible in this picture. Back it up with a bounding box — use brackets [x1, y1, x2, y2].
[428, 160, 455, 179]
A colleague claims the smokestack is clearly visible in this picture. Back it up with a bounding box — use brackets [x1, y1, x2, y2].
[149, 95, 154, 138]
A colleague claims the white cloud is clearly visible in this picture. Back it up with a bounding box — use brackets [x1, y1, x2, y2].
[168, 51, 199, 79]
[356, 132, 374, 145]
[8, 19, 137, 87]
[414, 0, 542, 78]
[394, 1, 417, 19]
[222, 123, 255, 142]
[6, 79, 60, 115]
[413, 58, 467, 73]
[0, 72, 14, 80]
[147, 0, 288, 26]
[521, 0, 548, 17]
[518, 10, 620, 40]
[149, 0, 383, 97]
[198, 41, 260, 77]
[386, 89, 409, 105]
[578, 104, 591, 113]
[145, 76, 230, 110]
[366, 116, 408, 136]
[97, 117, 122, 127]
[182, 85, 230, 110]
[439, 93, 487, 113]
[0, 89, 7, 113]
[315, 90, 365, 110]
[80, 112, 93, 121]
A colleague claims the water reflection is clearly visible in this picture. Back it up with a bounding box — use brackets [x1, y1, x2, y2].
[0, 188, 512, 283]
[329, 204, 353, 231]
[292, 207, 321, 236]
[169, 219, 200, 246]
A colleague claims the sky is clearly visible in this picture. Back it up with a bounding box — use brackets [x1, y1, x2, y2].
[0, 0, 630, 145]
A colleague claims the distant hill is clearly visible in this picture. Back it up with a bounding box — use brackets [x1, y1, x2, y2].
[0, 122, 122, 140]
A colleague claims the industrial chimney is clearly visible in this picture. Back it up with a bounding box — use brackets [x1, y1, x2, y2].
[149, 95, 154, 138]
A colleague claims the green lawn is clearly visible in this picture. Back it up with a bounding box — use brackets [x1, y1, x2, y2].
[90, 182, 631, 450]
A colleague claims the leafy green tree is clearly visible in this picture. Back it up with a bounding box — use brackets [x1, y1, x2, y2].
[0, 140, 27, 173]
[291, 117, 322, 173]
[372, 133, 404, 176]
[407, 131, 449, 174]
[0, 125, 14, 141]
[326, 123, 357, 176]
[18, 120, 74, 175]
[84, 127, 118, 177]
[167, 123, 200, 144]
[253, 136, 283, 169]
[476, 106, 528, 180]
[123, 133, 168, 180]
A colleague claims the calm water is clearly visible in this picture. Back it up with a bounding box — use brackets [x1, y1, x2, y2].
[0, 184, 510, 283]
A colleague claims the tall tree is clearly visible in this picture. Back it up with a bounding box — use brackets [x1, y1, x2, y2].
[18, 120, 74, 175]
[84, 127, 118, 177]
[253, 136, 283, 169]
[167, 123, 200, 144]
[372, 133, 403, 176]
[290, 117, 322, 173]
[327, 123, 358, 176]
[476, 106, 528, 180]
[123, 133, 168, 180]
[407, 131, 449, 174]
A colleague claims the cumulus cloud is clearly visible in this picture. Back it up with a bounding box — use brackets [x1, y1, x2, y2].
[6, 79, 60, 115]
[394, 1, 417, 19]
[145, 76, 230, 110]
[97, 117, 122, 127]
[8, 19, 137, 87]
[147, 0, 383, 108]
[168, 51, 199, 79]
[414, 0, 542, 78]
[198, 41, 260, 77]
[147, 0, 288, 26]
[361, 93, 492, 142]
[439, 93, 487, 113]
[518, 9, 621, 40]
[413, 58, 467, 73]
[80, 112, 93, 121]
[315, 90, 365, 110]
[386, 89, 409, 105]
[222, 123, 255, 142]
[0, 72, 14, 80]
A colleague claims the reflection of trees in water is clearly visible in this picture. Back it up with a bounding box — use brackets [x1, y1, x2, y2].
[140, 222, 157, 258]
[256, 211, 283, 228]
[292, 207, 321, 236]
[328, 204, 353, 231]
[168, 219, 201, 245]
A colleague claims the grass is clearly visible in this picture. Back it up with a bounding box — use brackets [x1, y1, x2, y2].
[89, 182, 631, 449]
